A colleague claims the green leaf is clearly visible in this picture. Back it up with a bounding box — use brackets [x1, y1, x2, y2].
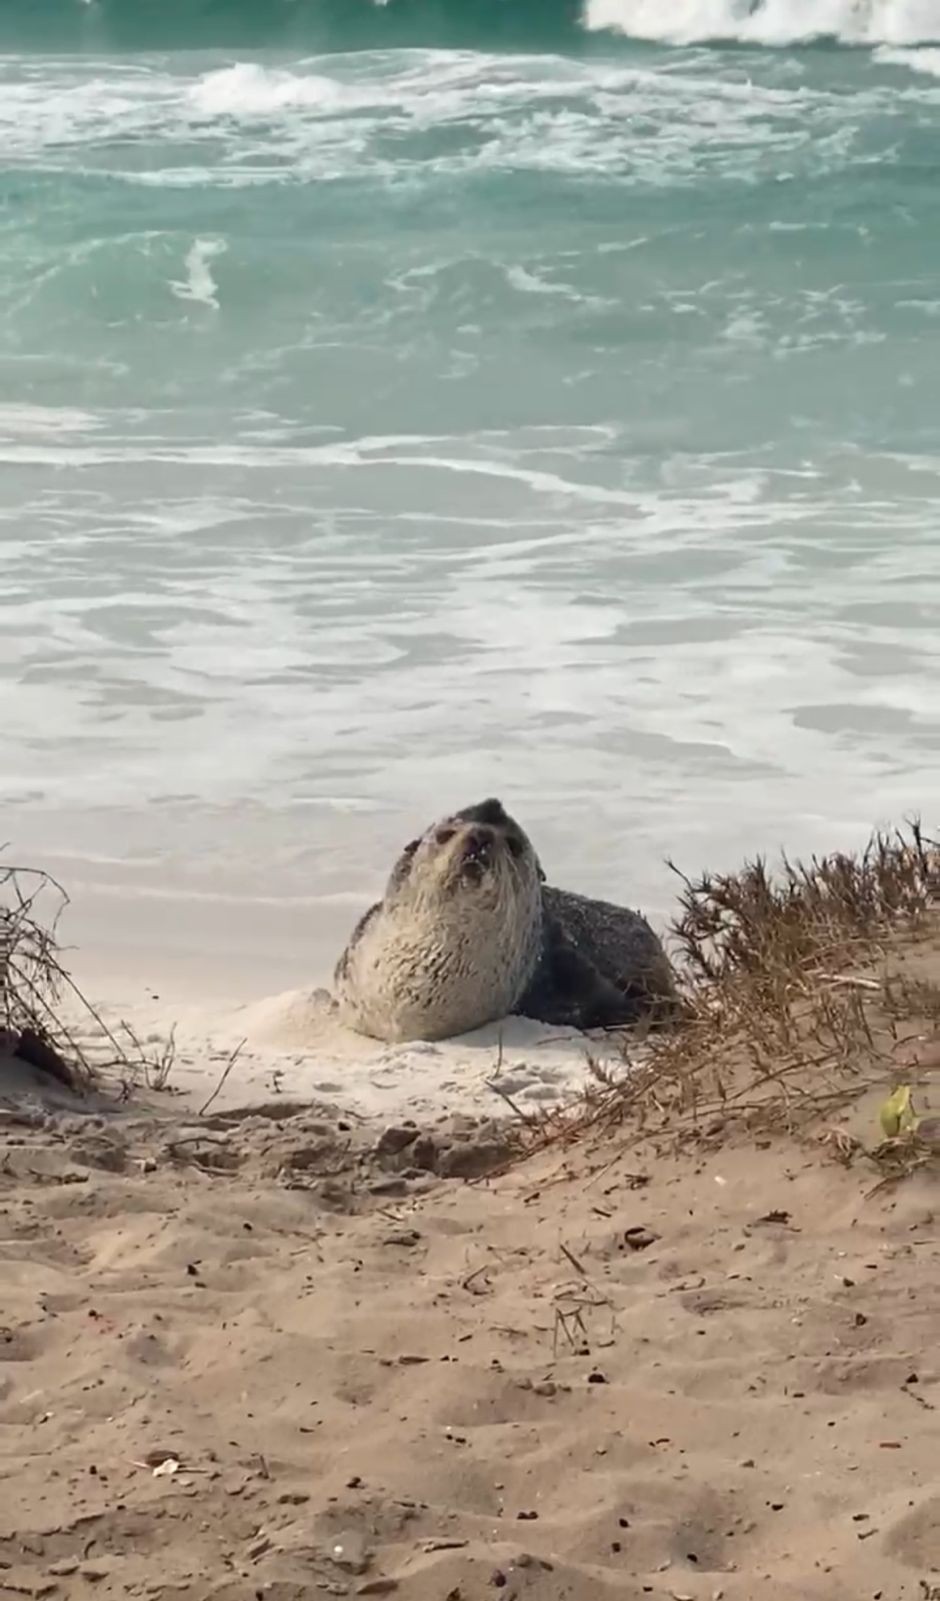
[878, 1085, 916, 1140]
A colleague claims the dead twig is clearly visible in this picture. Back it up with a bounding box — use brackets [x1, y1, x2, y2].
[198, 1039, 247, 1118]
[0, 860, 169, 1095]
[559, 1242, 589, 1279]
[486, 1075, 538, 1125]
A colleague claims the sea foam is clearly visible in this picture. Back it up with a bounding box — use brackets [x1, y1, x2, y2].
[584, 0, 940, 45]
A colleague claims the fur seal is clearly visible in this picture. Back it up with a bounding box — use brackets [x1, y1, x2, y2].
[334, 798, 677, 1044]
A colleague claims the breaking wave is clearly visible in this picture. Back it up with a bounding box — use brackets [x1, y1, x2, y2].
[3, 0, 938, 50]
[585, 1, 940, 46]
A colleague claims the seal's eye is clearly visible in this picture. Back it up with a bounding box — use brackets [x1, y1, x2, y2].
[435, 826, 456, 846]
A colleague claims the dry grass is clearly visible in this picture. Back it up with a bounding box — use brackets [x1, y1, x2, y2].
[512, 822, 940, 1181]
[670, 819, 936, 991]
[0, 861, 158, 1096]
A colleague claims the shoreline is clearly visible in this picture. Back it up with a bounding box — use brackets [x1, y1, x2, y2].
[10, 794, 932, 1006]
[3, 819, 936, 1132]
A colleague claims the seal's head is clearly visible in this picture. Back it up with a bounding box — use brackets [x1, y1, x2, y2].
[387, 797, 544, 904]
[335, 798, 545, 1043]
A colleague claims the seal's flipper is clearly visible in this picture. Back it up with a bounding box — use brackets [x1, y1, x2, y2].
[386, 838, 420, 896]
[333, 901, 381, 986]
[516, 916, 651, 1031]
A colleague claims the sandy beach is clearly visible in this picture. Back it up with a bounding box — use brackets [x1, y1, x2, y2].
[0, 1058, 937, 1601]
[1, 853, 938, 1601]
[3, 6, 940, 1595]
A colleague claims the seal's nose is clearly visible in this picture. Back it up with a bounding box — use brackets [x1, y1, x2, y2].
[462, 824, 493, 860]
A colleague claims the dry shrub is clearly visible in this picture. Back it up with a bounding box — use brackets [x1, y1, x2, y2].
[0, 861, 153, 1095]
[671, 819, 936, 991]
[511, 822, 939, 1169]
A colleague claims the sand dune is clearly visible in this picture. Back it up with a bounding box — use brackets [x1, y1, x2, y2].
[2, 841, 938, 1600]
[1, 1039, 937, 1600]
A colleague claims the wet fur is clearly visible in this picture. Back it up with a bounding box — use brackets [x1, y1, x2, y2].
[334, 800, 543, 1043]
[334, 798, 677, 1043]
[520, 886, 678, 1030]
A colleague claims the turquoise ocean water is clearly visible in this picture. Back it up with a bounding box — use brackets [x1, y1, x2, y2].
[1, 0, 939, 991]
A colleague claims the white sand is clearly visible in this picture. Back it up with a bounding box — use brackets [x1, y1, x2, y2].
[73, 976, 634, 1123]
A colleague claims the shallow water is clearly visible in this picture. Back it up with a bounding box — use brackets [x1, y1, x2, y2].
[1, 4, 939, 995]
